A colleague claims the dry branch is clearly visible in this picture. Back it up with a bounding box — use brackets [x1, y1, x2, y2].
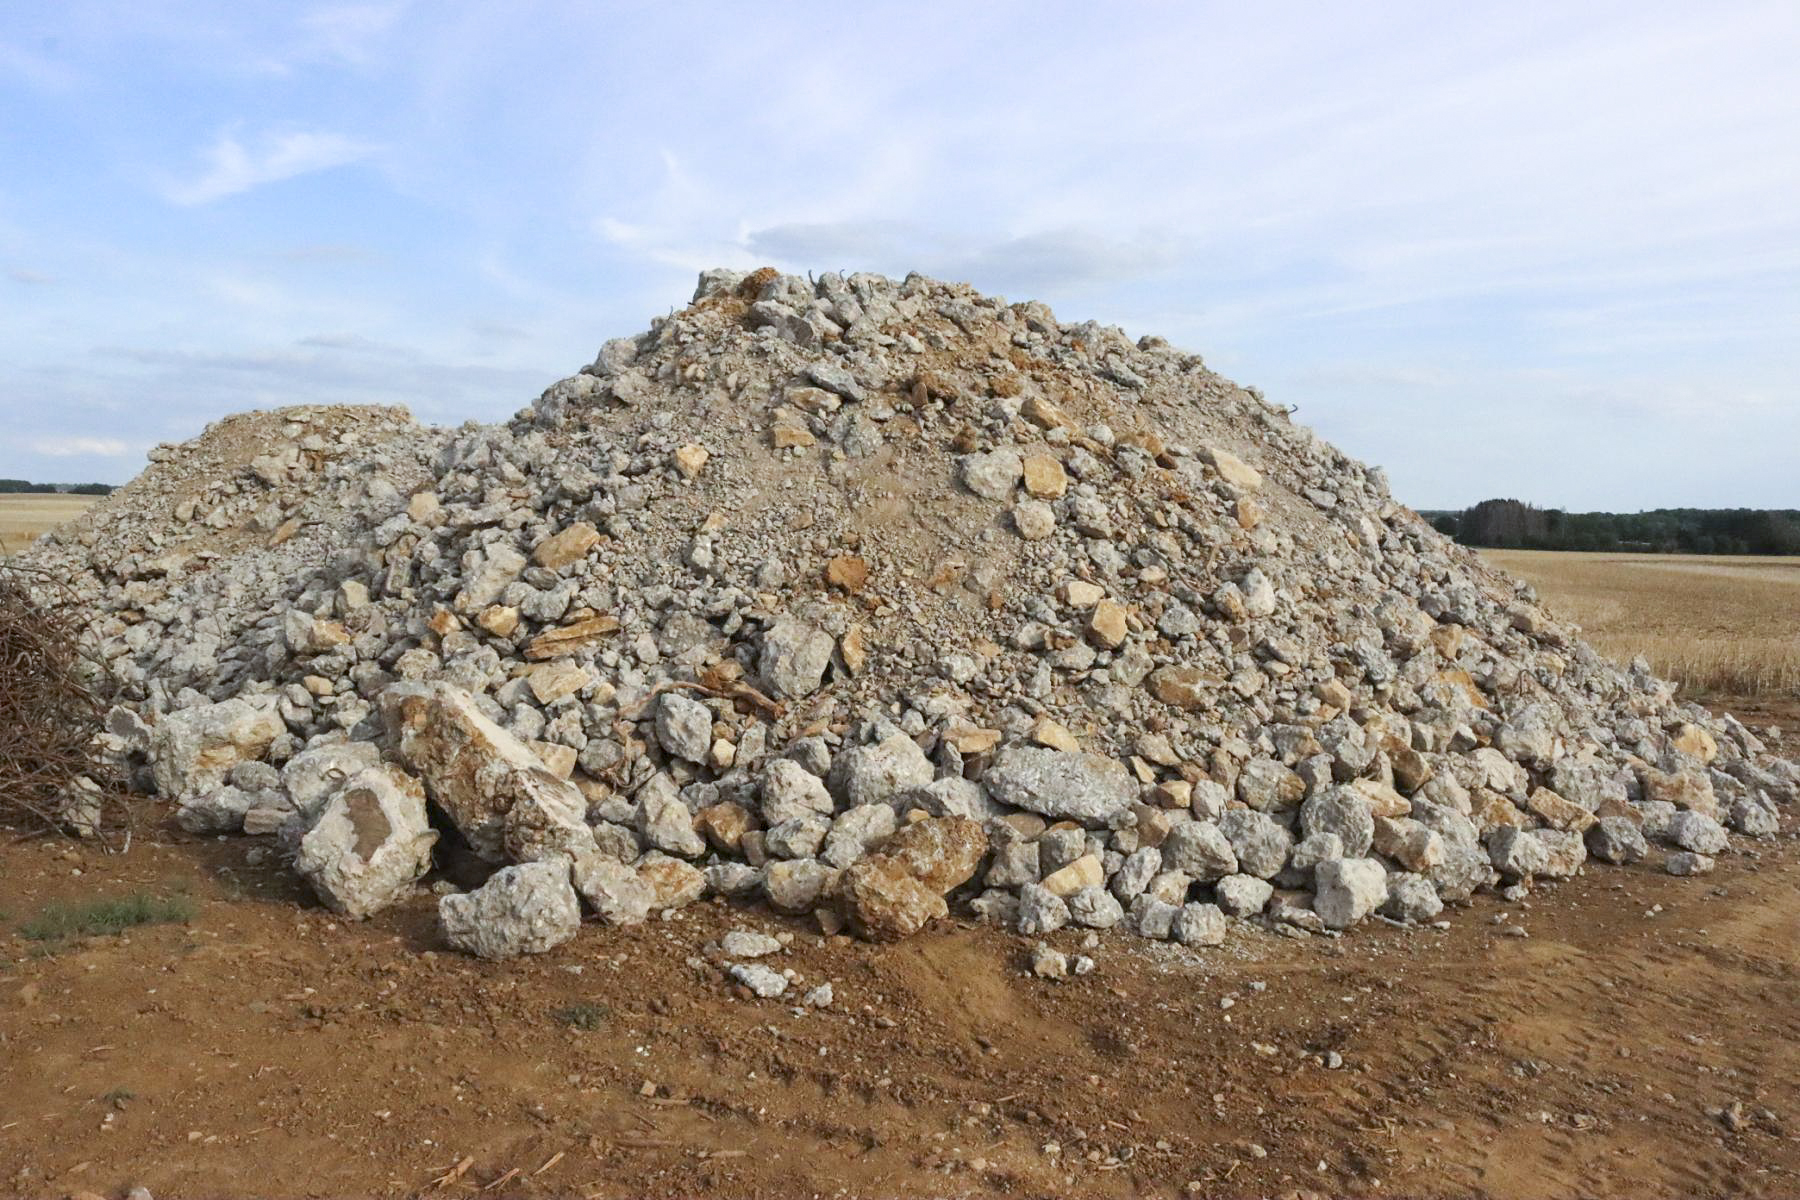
[0, 558, 120, 836]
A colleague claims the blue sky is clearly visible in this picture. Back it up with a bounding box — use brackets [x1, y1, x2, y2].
[3, 1, 1796, 509]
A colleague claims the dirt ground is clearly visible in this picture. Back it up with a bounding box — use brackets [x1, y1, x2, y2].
[3, 704, 1798, 1200]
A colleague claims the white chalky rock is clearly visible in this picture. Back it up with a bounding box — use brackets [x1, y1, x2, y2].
[760, 757, 835, 826]
[637, 778, 707, 858]
[758, 617, 835, 699]
[763, 858, 835, 913]
[174, 785, 256, 834]
[1586, 816, 1648, 864]
[1066, 885, 1125, 929]
[721, 930, 783, 958]
[1313, 858, 1389, 929]
[380, 682, 588, 863]
[730, 962, 789, 998]
[959, 448, 1023, 500]
[822, 803, 899, 868]
[1535, 829, 1587, 878]
[1665, 850, 1715, 876]
[1486, 826, 1549, 880]
[1130, 895, 1180, 940]
[654, 692, 714, 763]
[981, 747, 1136, 825]
[295, 765, 438, 919]
[152, 697, 285, 798]
[570, 853, 655, 925]
[1213, 873, 1274, 917]
[1030, 942, 1070, 979]
[829, 732, 934, 808]
[1172, 901, 1227, 946]
[1667, 809, 1729, 856]
[1380, 872, 1445, 923]
[439, 861, 581, 960]
[1016, 882, 1070, 935]
[1199, 445, 1262, 490]
[1110, 846, 1161, 900]
[1217, 809, 1293, 879]
[1300, 786, 1375, 857]
[1160, 820, 1238, 881]
[1729, 795, 1780, 837]
[765, 814, 830, 859]
[1371, 815, 1445, 873]
[1012, 499, 1056, 540]
[282, 741, 383, 822]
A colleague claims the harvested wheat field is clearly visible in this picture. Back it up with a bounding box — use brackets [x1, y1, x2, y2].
[0, 495, 97, 555]
[1485, 550, 1800, 698]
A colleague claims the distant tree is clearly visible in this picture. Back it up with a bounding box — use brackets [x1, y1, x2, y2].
[1449, 500, 1800, 555]
[66, 483, 113, 496]
[1457, 499, 1549, 548]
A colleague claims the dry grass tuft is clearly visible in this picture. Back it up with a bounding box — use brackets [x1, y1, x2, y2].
[1485, 550, 1800, 698]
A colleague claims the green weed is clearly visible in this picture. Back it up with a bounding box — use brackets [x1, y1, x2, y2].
[20, 892, 197, 942]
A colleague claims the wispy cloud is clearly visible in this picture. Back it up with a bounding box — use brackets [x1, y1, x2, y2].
[29, 436, 130, 457]
[6, 267, 53, 285]
[162, 127, 379, 205]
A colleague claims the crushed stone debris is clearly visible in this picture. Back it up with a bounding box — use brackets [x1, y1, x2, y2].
[21, 267, 1798, 962]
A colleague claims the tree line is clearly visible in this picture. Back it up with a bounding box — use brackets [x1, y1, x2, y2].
[0, 479, 114, 495]
[1426, 499, 1800, 556]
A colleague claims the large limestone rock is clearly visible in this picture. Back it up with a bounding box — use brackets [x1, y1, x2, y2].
[1160, 820, 1237, 881]
[981, 747, 1135, 825]
[282, 741, 383, 822]
[569, 852, 656, 925]
[878, 816, 993, 892]
[636, 775, 707, 858]
[379, 682, 588, 863]
[838, 858, 949, 941]
[829, 732, 935, 808]
[654, 691, 714, 763]
[295, 765, 438, 919]
[439, 860, 581, 959]
[1313, 858, 1388, 929]
[760, 758, 835, 825]
[758, 617, 835, 698]
[837, 816, 988, 941]
[151, 698, 285, 798]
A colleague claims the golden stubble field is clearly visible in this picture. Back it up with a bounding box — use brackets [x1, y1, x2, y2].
[1485, 549, 1800, 698]
[0, 494, 96, 555]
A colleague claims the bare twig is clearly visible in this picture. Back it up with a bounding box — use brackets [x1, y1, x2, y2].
[0, 558, 123, 839]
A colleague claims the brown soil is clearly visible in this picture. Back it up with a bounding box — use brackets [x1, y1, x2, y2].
[5, 711, 1798, 1200]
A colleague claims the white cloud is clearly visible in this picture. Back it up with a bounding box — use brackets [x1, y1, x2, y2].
[163, 127, 379, 205]
[29, 436, 130, 457]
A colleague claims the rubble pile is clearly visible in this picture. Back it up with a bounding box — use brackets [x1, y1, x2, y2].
[22, 268, 1798, 959]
